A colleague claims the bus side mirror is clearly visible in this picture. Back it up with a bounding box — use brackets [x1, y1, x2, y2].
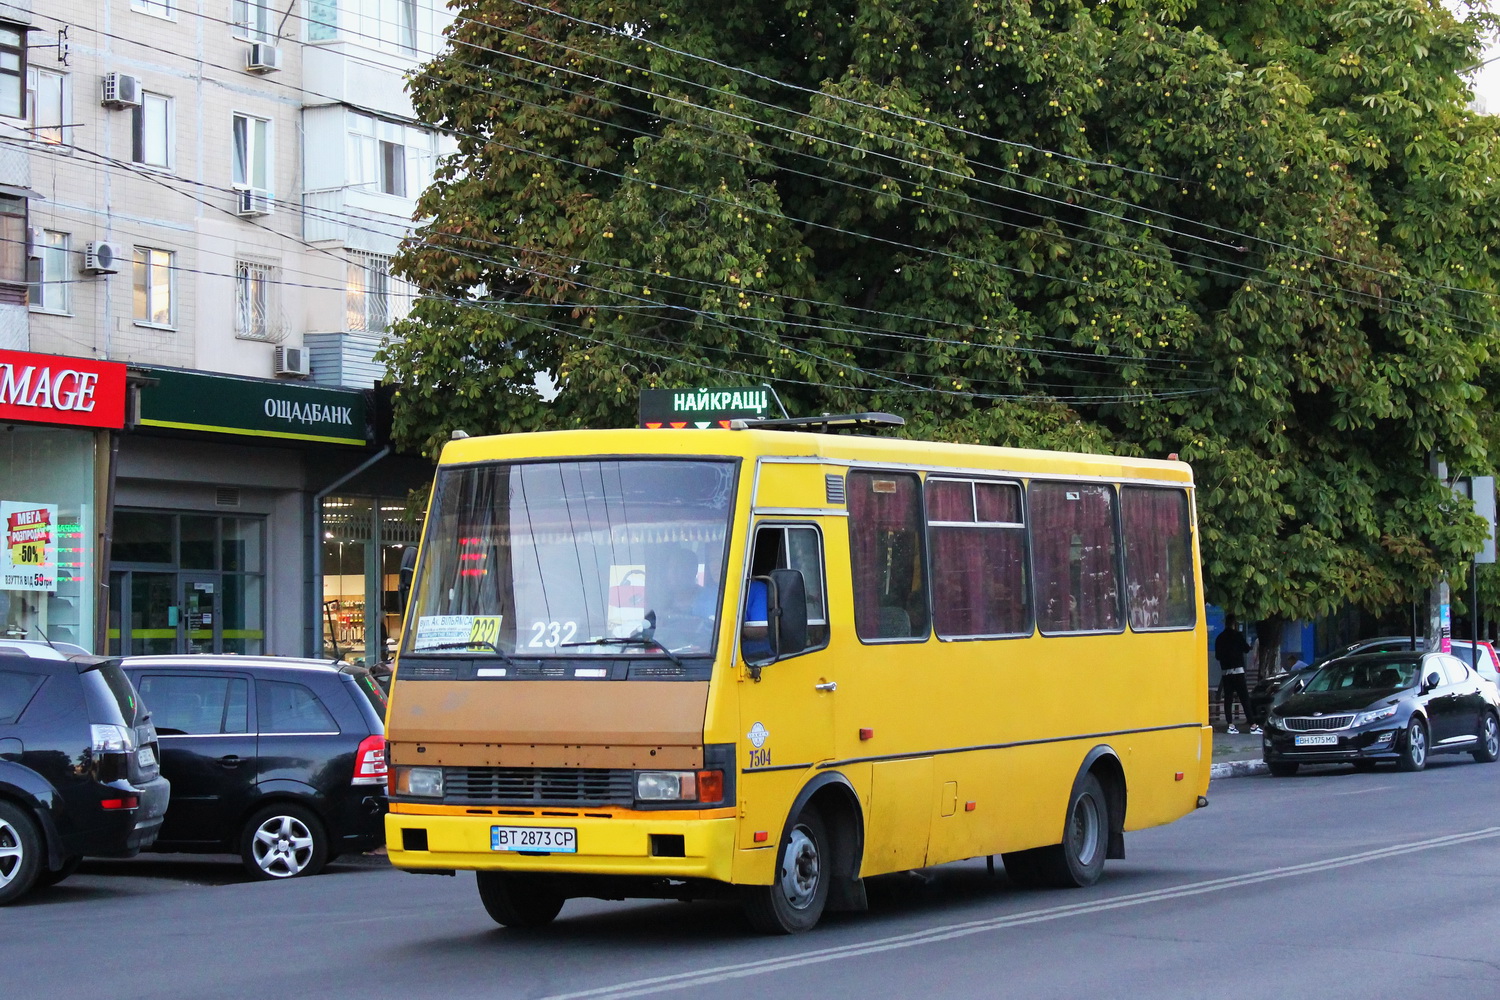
[742, 570, 809, 672]
[768, 569, 808, 659]
[398, 546, 418, 616]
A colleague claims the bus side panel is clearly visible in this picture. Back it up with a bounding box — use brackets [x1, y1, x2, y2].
[860, 757, 935, 876]
[1119, 725, 1213, 831]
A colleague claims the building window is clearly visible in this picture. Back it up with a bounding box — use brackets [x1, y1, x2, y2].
[232, 113, 271, 192]
[346, 112, 435, 198]
[231, 0, 275, 41]
[133, 247, 174, 327]
[345, 251, 411, 333]
[130, 0, 176, 20]
[25, 67, 68, 144]
[29, 230, 69, 314]
[133, 92, 172, 168]
[235, 260, 277, 340]
[0, 196, 25, 287]
[0, 25, 24, 119]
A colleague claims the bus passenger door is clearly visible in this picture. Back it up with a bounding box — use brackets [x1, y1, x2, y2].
[735, 522, 837, 845]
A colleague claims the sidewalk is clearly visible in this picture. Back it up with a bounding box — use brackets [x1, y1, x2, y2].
[1208, 724, 1268, 779]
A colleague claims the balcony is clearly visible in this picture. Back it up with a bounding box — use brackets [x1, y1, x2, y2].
[302, 38, 421, 120]
[305, 330, 390, 390]
[301, 188, 413, 253]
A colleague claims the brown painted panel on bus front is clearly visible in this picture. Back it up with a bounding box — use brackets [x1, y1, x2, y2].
[389, 742, 703, 769]
[387, 680, 709, 769]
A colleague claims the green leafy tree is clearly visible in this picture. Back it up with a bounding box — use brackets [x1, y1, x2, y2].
[386, 0, 1500, 633]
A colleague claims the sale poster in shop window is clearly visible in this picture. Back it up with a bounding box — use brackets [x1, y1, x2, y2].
[1, 501, 59, 592]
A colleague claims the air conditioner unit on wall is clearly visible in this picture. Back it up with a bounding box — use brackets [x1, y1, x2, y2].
[274, 346, 310, 379]
[247, 43, 282, 73]
[235, 189, 275, 218]
[100, 72, 142, 109]
[26, 229, 46, 259]
[83, 241, 122, 275]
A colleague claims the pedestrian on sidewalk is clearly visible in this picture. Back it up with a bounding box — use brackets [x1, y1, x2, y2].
[1216, 614, 1260, 734]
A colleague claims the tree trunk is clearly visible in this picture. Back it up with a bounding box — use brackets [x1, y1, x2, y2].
[1254, 616, 1284, 683]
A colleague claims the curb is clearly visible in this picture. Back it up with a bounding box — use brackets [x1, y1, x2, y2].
[1210, 759, 1268, 779]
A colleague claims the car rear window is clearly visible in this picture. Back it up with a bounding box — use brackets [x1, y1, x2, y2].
[0, 669, 45, 724]
[260, 681, 339, 734]
[81, 660, 143, 727]
[348, 670, 387, 722]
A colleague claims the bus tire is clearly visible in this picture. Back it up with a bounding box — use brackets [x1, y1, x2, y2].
[476, 872, 565, 929]
[741, 807, 830, 934]
[1002, 773, 1109, 889]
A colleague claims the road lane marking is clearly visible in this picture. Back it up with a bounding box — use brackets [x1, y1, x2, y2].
[539, 826, 1500, 1000]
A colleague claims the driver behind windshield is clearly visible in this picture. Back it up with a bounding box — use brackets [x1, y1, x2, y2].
[650, 546, 717, 650]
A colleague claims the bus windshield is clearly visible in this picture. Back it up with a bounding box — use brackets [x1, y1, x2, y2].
[404, 459, 735, 658]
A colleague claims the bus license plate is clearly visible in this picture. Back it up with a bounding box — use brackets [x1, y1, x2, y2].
[1294, 734, 1338, 747]
[491, 826, 577, 853]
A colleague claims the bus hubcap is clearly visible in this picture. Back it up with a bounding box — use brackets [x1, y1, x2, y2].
[780, 826, 820, 910]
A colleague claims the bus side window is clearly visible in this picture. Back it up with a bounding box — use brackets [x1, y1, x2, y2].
[744, 525, 829, 660]
[1030, 482, 1122, 634]
[847, 471, 930, 642]
[1120, 486, 1195, 630]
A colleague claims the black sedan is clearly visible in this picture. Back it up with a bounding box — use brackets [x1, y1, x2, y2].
[1262, 651, 1500, 776]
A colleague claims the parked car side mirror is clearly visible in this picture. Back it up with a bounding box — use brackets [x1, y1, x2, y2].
[1422, 671, 1441, 693]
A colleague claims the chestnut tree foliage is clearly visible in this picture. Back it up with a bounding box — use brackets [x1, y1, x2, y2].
[385, 0, 1500, 621]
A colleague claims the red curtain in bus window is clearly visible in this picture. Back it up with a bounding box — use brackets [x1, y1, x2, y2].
[927, 480, 982, 637]
[1121, 486, 1195, 629]
[848, 471, 928, 640]
[928, 480, 1028, 637]
[1030, 482, 1121, 633]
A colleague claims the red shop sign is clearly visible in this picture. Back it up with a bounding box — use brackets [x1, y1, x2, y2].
[0, 350, 128, 430]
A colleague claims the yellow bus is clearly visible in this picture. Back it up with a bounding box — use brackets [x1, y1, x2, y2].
[384, 415, 1210, 933]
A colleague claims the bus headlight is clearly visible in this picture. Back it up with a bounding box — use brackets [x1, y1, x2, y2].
[637, 771, 695, 801]
[395, 766, 444, 798]
[635, 770, 724, 804]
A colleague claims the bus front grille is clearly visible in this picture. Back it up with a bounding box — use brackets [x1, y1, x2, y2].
[443, 766, 634, 806]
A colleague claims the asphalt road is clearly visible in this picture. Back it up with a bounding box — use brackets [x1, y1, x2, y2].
[7, 758, 1500, 1000]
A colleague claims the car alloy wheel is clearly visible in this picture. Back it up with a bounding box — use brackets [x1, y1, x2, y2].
[243, 806, 328, 880]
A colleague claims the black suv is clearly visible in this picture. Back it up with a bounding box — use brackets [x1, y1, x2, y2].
[119, 655, 388, 879]
[0, 646, 170, 905]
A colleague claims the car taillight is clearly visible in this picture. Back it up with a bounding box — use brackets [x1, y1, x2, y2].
[100, 796, 139, 810]
[353, 734, 387, 786]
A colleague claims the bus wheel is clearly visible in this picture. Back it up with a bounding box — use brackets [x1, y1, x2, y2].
[741, 808, 830, 934]
[1002, 773, 1109, 889]
[476, 872, 565, 929]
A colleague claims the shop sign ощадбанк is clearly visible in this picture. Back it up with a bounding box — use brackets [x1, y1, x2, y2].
[1, 501, 59, 591]
[135, 366, 371, 446]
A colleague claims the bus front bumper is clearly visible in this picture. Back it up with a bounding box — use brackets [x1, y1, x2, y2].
[385, 808, 739, 883]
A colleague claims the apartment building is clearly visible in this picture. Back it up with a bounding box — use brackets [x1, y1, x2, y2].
[0, 0, 450, 660]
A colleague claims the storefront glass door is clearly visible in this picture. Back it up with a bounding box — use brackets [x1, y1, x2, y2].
[108, 512, 265, 656]
[182, 576, 221, 653]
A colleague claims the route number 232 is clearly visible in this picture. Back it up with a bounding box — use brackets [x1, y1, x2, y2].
[528, 620, 578, 647]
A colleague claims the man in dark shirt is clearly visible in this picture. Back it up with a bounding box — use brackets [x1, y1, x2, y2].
[1215, 614, 1258, 734]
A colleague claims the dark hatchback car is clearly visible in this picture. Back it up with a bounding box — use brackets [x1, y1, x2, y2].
[0, 648, 170, 904]
[1263, 651, 1500, 776]
[119, 655, 388, 879]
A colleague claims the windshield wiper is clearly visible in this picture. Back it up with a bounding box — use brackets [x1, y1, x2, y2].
[414, 640, 515, 664]
[559, 637, 684, 668]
